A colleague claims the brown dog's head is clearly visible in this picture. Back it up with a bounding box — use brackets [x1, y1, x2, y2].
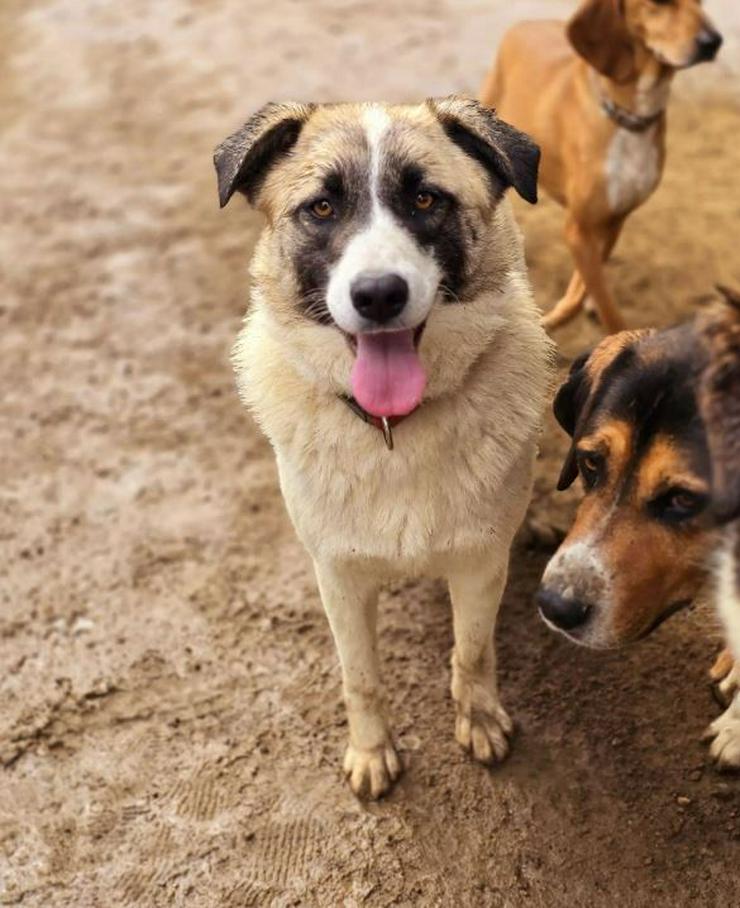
[568, 0, 722, 83]
[537, 324, 718, 648]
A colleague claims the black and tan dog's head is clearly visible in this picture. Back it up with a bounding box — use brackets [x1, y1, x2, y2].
[215, 98, 539, 419]
[537, 324, 721, 648]
[568, 0, 722, 83]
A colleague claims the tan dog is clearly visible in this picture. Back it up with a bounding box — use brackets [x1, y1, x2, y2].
[216, 98, 552, 797]
[480, 0, 722, 333]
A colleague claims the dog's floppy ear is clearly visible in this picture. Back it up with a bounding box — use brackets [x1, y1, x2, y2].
[567, 0, 637, 84]
[700, 287, 740, 523]
[554, 351, 593, 490]
[214, 101, 316, 208]
[430, 96, 540, 204]
[554, 331, 647, 491]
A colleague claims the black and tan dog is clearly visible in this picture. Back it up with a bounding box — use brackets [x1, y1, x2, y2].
[536, 290, 740, 765]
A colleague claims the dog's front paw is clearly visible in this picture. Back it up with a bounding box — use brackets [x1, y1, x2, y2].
[343, 741, 402, 799]
[704, 694, 740, 770]
[451, 655, 514, 765]
[455, 703, 513, 765]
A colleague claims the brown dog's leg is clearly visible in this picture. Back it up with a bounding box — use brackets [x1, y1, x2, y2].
[544, 218, 626, 332]
[542, 271, 588, 330]
[563, 218, 627, 334]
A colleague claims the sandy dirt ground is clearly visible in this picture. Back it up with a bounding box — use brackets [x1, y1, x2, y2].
[2, 1, 740, 905]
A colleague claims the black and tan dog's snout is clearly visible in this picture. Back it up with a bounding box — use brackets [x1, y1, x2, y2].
[536, 587, 592, 632]
[694, 28, 722, 63]
[351, 271, 409, 324]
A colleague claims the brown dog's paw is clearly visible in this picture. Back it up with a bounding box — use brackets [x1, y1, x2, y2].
[455, 702, 514, 765]
[704, 695, 740, 771]
[343, 741, 402, 799]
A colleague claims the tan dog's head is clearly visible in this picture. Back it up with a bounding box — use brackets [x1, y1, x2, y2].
[568, 0, 722, 83]
[215, 98, 539, 418]
[537, 324, 719, 648]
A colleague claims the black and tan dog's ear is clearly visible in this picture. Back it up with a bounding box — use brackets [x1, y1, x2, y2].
[700, 288, 740, 523]
[567, 0, 636, 85]
[554, 351, 592, 490]
[214, 101, 316, 208]
[553, 331, 648, 491]
[430, 96, 540, 204]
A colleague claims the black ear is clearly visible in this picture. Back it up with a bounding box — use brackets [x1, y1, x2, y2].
[213, 101, 315, 208]
[430, 96, 540, 204]
[554, 352, 592, 491]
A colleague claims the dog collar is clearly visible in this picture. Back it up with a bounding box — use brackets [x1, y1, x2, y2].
[590, 73, 665, 133]
[339, 395, 418, 451]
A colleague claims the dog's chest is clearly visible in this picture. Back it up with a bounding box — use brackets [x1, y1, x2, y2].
[276, 411, 534, 567]
[604, 128, 661, 215]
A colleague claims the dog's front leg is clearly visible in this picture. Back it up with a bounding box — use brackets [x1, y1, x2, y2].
[448, 556, 513, 765]
[314, 559, 401, 799]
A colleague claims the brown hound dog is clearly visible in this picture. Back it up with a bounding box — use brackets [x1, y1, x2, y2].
[480, 0, 722, 333]
[536, 289, 740, 766]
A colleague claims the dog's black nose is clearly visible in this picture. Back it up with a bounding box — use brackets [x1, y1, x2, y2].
[351, 272, 408, 323]
[695, 29, 722, 62]
[536, 588, 592, 631]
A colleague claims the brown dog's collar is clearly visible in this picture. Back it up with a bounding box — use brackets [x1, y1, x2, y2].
[339, 395, 418, 450]
[590, 72, 665, 133]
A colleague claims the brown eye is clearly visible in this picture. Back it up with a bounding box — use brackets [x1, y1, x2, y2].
[581, 454, 600, 474]
[577, 450, 603, 489]
[415, 191, 435, 211]
[670, 491, 700, 513]
[310, 199, 334, 219]
[650, 487, 708, 525]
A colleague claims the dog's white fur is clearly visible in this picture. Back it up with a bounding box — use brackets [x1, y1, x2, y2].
[326, 107, 441, 335]
[227, 100, 552, 797]
[706, 529, 740, 768]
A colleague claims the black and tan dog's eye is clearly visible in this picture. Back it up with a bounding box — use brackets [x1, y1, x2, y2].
[310, 199, 334, 219]
[665, 490, 706, 519]
[651, 487, 708, 524]
[577, 451, 602, 488]
[414, 191, 436, 211]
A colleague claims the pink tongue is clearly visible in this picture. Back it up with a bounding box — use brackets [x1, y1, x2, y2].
[351, 329, 427, 418]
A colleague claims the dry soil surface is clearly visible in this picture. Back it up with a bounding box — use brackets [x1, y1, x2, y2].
[2, 1, 740, 906]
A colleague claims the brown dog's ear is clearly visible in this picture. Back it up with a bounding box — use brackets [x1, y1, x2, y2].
[430, 96, 540, 204]
[567, 0, 637, 84]
[700, 289, 740, 523]
[554, 352, 593, 490]
[214, 101, 316, 208]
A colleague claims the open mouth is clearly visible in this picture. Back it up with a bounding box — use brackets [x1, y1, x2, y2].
[346, 322, 427, 419]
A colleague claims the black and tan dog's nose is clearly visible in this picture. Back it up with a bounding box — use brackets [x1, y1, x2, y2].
[536, 588, 592, 631]
[695, 29, 722, 62]
[351, 272, 408, 323]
